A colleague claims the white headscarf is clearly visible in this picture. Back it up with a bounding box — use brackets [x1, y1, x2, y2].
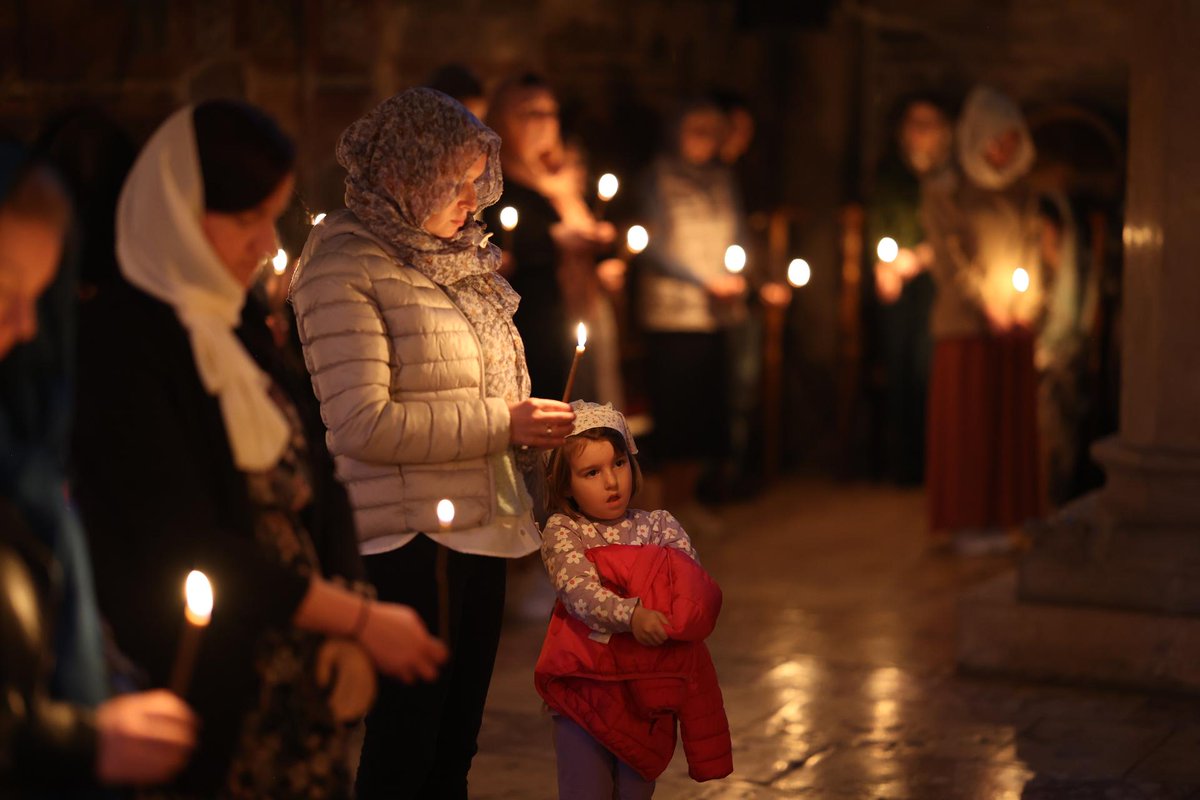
[116, 106, 289, 472]
[956, 86, 1036, 191]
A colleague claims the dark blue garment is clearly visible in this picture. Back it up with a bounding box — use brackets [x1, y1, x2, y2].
[0, 145, 107, 709]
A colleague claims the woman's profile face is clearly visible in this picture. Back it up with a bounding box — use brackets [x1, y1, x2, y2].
[0, 212, 61, 360]
[200, 173, 295, 287]
[423, 153, 488, 239]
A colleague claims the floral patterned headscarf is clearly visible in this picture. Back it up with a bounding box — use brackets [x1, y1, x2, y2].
[338, 88, 530, 403]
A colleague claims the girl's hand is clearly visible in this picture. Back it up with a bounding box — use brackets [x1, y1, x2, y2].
[631, 604, 670, 646]
[358, 602, 448, 683]
[508, 398, 576, 448]
[95, 690, 197, 786]
[316, 638, 377, 723]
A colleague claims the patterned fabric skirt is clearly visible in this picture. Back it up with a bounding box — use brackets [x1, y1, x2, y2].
[926, 332, 1043, 532]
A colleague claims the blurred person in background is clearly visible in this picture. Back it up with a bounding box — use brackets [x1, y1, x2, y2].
[0, 143, 197, 795]
[921, 86, 1045, 555]
[637, 96, 747, 537]
[866, 95, 955, 486]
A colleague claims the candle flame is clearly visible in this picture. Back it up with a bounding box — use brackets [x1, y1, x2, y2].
[499, 206, 519, 231]
[787, 258, 812, 288]
[576, 322, 588, 349]
[184, 570, 213, 627]
[436, 498, 456, 526]
[271, 248, 289, 275]
[724, 244, 747, 274]
[1012, 267, 1030, 293]
[876, 237, 899, 264]
[626, 225, 649, 254]
[597, 173, 619, 202]
[311, 212, 326, 226]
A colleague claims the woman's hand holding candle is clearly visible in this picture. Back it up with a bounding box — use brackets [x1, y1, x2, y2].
[507, 397, 576, 448]
[94, 690, 197, 786]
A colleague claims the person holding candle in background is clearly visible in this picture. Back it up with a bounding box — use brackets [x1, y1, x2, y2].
[920, 85, 1045, 554]
[0, 144, 198, 794]
[485, 73, 617, 403]
[864, 94, 955, 486]
[636, 95, 746, 536]
[290, 88, 574, 799]
[71, 101, 447, 798]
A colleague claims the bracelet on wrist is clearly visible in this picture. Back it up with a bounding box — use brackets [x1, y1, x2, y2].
[351, 595, 371, 640]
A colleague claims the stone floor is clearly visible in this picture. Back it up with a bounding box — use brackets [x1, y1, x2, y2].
[468, 479, 1200, 799]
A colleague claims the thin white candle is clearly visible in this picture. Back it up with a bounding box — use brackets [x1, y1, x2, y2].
[170, 570, 213, 696]
[562, 323, 588, 402]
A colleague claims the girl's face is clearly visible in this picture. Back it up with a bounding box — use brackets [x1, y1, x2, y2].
[567, 437, 632, 522]
[0, 213, 61, 360]
[423, 153, 488, 239]
[200, 172, 295, 287]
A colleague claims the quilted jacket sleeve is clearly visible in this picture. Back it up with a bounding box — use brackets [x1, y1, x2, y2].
[291, 248, 511, 466]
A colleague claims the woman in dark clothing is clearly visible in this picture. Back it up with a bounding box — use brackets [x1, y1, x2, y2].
[0, 145, 196, 794]
[72, 101, 446, 798]
[484, 74, 576, 400]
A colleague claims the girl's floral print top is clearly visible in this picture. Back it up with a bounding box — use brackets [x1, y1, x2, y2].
[541, 508, 698, 634]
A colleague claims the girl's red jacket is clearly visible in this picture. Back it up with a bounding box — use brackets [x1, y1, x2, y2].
[534, 543, 733, 782]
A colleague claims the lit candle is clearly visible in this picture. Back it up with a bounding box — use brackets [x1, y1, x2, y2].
[1012, 267, 1030, 293]
[169, 570, 213, 696]
[876, 237, 899, 264]
[435, 499, 455, 639]
[787, 258, 812, 288]
[625, 224, 649, 257]
[499, 205, 519, 252]
[562, 322, 588, 403]
[271, 248, 289, 276]
[311, 211, 326, 226]
[595, 173, 619, 220]
[724, 244, 747, 275]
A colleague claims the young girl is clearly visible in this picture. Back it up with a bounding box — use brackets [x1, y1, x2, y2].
[536, 401, 733, 799]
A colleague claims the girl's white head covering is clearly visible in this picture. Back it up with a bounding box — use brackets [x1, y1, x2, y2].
[568, 401, 638, 454]
[116, 105, 289, 472]
[956, 86, 1036, 191]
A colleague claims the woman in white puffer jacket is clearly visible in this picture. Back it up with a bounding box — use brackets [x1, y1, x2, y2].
[290, 87, 575, 799]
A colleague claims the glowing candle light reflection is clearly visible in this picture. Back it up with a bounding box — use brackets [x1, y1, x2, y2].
[437, 499, 456, 529]
[271, 248, 289, 275]
[724, 244, 747, 274]
[787, 258, 812, 288]
[626, 225, 649, 255]
[499, 206, 519, 231]
[877, 237, 899, 264]
[311, 212, 326, 226]
[1012, 267, 1030, 293]
[597, 173, 619, 202]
